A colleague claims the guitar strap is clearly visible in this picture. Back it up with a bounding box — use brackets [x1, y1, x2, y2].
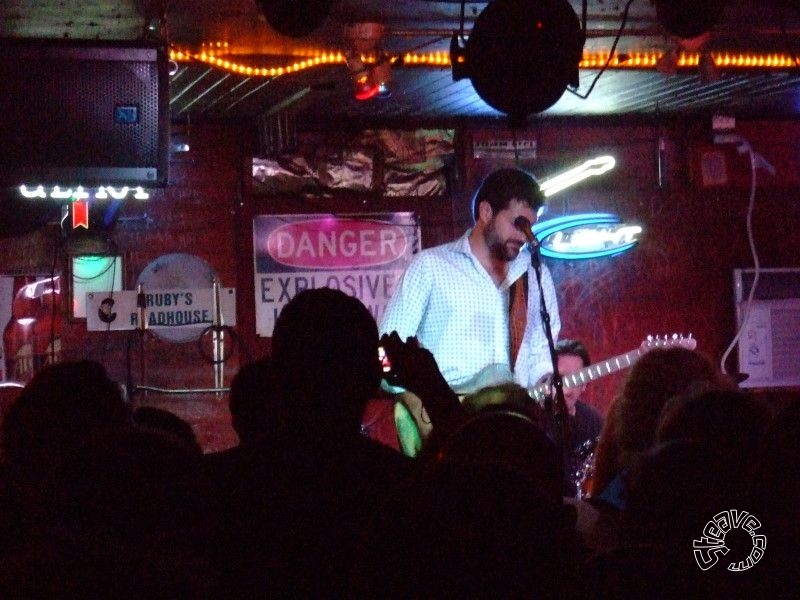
[508, 271, 529, 368]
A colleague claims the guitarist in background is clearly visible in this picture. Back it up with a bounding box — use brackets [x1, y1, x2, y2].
[379, 168, 561, 454]
[542, 339, 605, 497]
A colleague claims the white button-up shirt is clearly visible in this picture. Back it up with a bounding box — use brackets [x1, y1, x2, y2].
[380, 229, 560, 393]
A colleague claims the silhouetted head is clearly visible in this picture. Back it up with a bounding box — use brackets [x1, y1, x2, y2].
[437, 406, 563, 502]
[657, 387, 770, 483]
[2, 360, 130, 471]
[228, 357, 280, 445]
[132, 406, 203, 456]
[623, 439, 736, 545]
[461, 382, 542, 423]
[271, 287, 381, 433]
[615, 348, 725, 467]
[590, 348, 725, 496]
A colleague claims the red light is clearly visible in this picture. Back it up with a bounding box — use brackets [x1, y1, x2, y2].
[72, 200, 89, 229]
[354, 81, 379, 101]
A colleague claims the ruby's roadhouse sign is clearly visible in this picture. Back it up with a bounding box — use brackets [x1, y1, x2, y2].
[253, 213, 419, 337]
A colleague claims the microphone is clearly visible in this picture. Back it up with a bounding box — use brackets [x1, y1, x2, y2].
[513, 216, 538, 248]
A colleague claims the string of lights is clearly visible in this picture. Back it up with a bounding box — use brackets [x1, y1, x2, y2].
[170, 46, 800, 78]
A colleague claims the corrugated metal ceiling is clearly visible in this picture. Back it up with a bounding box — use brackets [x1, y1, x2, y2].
[3, 1, 800, 127]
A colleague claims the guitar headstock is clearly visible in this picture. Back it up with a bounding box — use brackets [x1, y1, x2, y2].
[641, 334, 697, 352]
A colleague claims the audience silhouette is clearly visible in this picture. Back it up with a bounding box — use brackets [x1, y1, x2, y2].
[133, 405, 203, 456]
[439, 403, 563, 501]
[204, 288, 414, 598]
[745, 396, 800, 596]
[202, 356, 282, 496]
[0, 321, 789, 598]
[589, 347, 729, 504]
[0, 360, 131, 552]
[0, 361, 215, 597]
[352, 461, 580, 599]
[656, 386, 770, 490]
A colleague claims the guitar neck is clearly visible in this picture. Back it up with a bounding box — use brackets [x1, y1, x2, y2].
[529, 347, 645, 401]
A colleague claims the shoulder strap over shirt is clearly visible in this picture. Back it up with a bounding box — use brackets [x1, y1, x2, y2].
[508, 270, 529, 367]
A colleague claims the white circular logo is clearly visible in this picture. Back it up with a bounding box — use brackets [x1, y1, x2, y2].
[693, 509, 766, 571]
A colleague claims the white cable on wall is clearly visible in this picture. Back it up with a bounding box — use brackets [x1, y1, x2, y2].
[717, 136, 775, 377]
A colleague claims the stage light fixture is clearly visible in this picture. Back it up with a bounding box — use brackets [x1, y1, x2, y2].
[354, 76, 379, 101]
[655, 0, 729, 40]
[466, 0, 584, 122]
[376, 81, 392, 99]
[371, 58, 393, 99]
[258, 0, 336, 38]
[450, 32, 468, 81]
[699, 51, 721, 83]
[350, 57, 392, 101]
[343, 22, 392, 102]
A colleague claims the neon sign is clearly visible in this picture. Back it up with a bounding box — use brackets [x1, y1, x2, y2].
[18, 185, 150, 201]
[532, 213, 642, 260]
[539, 155, 616, 197]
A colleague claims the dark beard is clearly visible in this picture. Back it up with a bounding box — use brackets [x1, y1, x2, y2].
[488, 240, 507, 261]
[486, 220, 519, 262]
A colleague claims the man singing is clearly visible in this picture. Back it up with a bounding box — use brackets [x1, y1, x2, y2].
[380, 168, 560, 451]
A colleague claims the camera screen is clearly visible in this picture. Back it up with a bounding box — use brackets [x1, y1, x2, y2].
[378, 346, 392, 373]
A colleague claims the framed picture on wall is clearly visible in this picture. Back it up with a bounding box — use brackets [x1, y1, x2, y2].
[70, 255, 123, 320]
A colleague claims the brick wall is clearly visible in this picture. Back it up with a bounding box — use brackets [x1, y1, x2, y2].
[2, 119, 799, 452]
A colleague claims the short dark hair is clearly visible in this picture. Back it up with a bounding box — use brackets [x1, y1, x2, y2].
[471, 168, 544, 222]
[555, 339, 590, 367]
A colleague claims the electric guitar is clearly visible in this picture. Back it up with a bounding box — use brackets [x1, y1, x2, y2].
[528, 334, 697, 403]
[393, 334, 696, 457]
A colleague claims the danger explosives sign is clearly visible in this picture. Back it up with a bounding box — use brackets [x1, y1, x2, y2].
[253, 213, 419, 336]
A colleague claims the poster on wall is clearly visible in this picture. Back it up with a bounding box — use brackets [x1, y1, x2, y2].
[253, 213, 420, 337]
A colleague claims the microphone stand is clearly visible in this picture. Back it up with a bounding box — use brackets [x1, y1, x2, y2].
[527, 241, 570, 467]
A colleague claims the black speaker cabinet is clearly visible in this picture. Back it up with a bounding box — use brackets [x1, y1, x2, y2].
[0, 39, 169, 188]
